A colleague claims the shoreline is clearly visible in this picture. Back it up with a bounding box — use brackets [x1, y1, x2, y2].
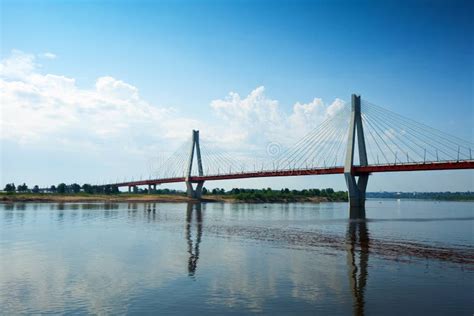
[2, 193, 472, 204]
[0, 193, 335, 204]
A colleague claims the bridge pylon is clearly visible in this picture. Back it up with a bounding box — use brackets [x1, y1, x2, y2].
[185, 130, 205, 199]
[344, 94, 369, 219]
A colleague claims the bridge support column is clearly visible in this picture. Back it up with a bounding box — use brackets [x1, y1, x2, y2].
[128, 186, 132, 193]
[344, 94, 369, 219]
[185, 130, 205, 199]
[148, 184, 152, 194]
[186, 181, 205, 199]
[346, 174, 368, 218]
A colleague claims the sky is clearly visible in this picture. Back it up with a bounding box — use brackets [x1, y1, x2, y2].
[0, 0, 473, 191]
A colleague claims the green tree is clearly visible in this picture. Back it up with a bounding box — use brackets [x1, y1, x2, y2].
[32, 185, 40, 193]
[50, 185, 57, 193]
[57, 183, 67, 194]
[103, 185, 112, 194]
[17, 183, 28, 192]
[93, 185, 104, 194]
[70, 183, 81, 193]
[82, 184, 93, 194]
[202, 187, 208, 195]
[4, 183, 15, 193]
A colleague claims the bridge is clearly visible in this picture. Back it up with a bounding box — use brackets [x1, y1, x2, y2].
[103, 95, 474, 218]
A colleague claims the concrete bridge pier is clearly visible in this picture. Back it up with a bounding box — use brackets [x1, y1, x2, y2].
[344, 94, 369, 219]
[346, 173, 368, 219]
[186, 181, 205, 199]
[128, 185, 138, 193]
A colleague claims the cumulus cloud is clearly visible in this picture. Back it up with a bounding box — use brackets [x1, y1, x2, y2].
[0, 49, 348, 165]
[210, 86, 347, 149]
[0, 49, 37, 80]
[289, 97, 346, 136]
[95, 76, 138, 100]
[0, 50, 177, 151]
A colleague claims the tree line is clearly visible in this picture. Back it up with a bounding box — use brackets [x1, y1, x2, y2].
[2, 183, 120, 194]
[212, 187, 348, 202]
[2, 183, 187, 195]
[367, 191, 474, 201]
[2, 182, 347, 201]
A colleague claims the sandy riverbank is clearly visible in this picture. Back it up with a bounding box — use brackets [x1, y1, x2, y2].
[0, 193, 332, 204]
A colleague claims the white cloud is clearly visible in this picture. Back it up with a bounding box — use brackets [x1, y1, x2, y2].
[0, 50, 175, 151]
[95, 76, 138, 100]
[0, 50, 348, 177]
[288, 97, 346, 138]
[0, 49, 36, 80]
[210, 86, 347, 149]
[40, 52, 57, 60]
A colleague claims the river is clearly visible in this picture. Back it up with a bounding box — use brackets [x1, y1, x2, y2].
[0, 200, 473, 315]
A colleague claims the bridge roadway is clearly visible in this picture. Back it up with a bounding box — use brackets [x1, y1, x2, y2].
[110, 160, 474, 188]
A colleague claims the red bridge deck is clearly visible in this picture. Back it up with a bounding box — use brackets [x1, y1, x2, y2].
[110, 160, 474, 188]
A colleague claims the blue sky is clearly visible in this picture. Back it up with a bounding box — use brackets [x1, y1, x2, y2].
[1, 0, 473, 191]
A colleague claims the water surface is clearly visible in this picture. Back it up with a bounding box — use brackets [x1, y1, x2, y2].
[0, 200, 473, 315]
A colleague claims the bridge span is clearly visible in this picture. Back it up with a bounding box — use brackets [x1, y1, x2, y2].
[101, 95, 474, 218]
[113, 160, 474, 188]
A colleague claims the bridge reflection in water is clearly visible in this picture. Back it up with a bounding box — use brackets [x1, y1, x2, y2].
[186, 203, 203, 277]
[180, 202, 370, 312]
[347, 219, 369, 316]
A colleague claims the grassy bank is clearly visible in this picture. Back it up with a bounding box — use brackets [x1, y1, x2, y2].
[0, 193, 192, 203]
[0, 192, 348, 203]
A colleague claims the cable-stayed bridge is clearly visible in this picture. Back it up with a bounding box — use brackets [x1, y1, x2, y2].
[103, 95, 474, 218]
